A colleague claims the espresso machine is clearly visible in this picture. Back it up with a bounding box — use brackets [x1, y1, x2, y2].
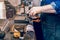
[12, 0, 36, 40]
[0, 0, 36, 40]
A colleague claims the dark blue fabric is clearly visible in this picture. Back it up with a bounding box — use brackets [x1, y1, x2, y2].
[40, 13, 60, 40]
[33, 0, 60, 40]
[40, 1, 60, 40]
[33, 22, 44, 40]
[41, 0, 60, 14]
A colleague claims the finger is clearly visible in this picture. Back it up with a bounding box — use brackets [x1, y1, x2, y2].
[29, 10, 36, 16]
[33, 11, 36, 16]
[27, 8, 32, 14]
[32, 19, 41, 22]
[27, 10, 30, 14]
[29, 11, 34, 16]
[29, 8, 37, 16]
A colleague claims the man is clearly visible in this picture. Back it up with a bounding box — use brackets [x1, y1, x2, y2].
[29, 0, 60, 40]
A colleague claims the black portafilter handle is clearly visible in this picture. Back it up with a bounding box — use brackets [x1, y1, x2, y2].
[27, 13, 40, 20]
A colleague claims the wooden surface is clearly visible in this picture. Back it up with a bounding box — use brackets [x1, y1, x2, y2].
[14, 16, 26, 20]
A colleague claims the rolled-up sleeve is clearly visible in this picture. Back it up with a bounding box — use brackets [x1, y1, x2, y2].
[51, 1, 60, 14]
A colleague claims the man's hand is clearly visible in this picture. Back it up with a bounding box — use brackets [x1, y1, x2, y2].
[29, 7, 41, 16]
[27, 7, 41, 23]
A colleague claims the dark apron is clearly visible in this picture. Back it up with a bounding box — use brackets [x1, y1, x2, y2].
[41, 13, 60, 40]
[40, 0, 60, 40]
[33, 0, 60, 40]
[33, 22, 44, 40]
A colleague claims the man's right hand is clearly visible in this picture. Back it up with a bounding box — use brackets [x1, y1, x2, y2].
[28, 7, 41, 16]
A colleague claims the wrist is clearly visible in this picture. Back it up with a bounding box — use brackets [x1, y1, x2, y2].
[37, 7, 42, 13]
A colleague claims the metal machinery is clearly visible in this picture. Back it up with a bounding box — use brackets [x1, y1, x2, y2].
[4, 0, 16, 19]
[0, 19, 14, 40]
[0, 0, 39, 40]
[0, 0, 16, 40]
[10, 0, 36, 40]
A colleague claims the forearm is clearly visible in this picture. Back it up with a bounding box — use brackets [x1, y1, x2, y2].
[40, 5, 56, 13]
[42, 9, 56, 13]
